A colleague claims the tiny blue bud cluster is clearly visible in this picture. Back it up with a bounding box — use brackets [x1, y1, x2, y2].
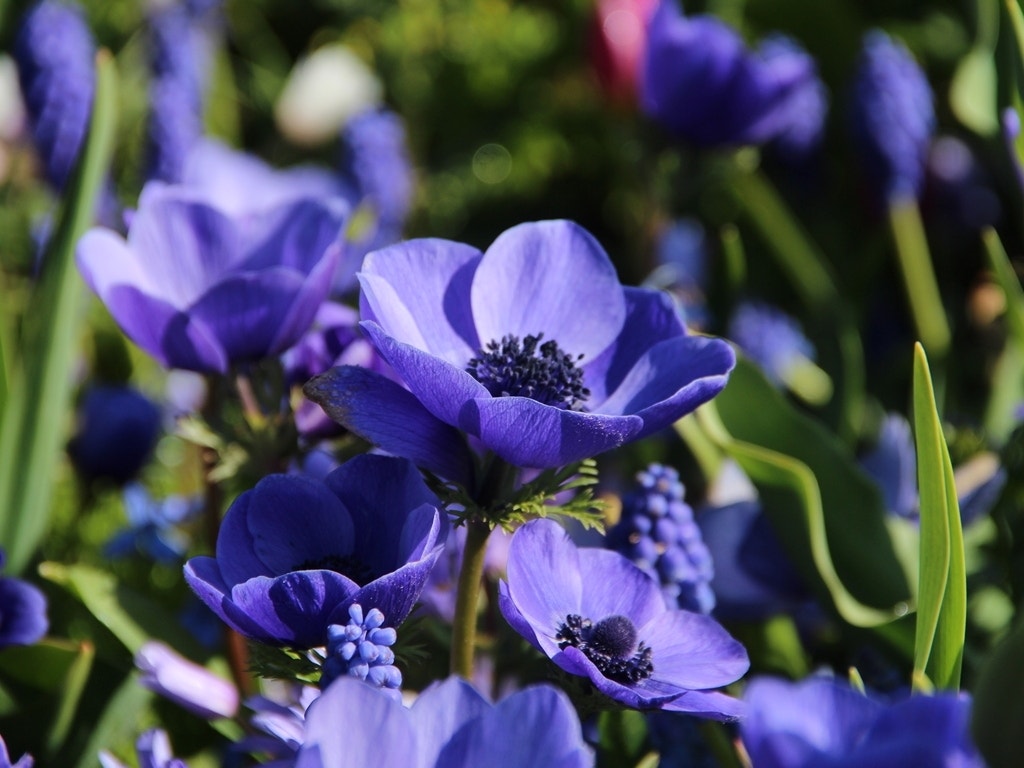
[467, 333, 590, 410]
[321, 604, 402, 700]
[14, 0, 96, 191]
[556, 613, 653, 684]
[607, 464, 715, 614]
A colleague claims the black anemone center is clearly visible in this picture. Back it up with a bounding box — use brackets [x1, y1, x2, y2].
[467, 333, 589, 410]
[556, 613, 654, 684]
[294, 554, 376, 586]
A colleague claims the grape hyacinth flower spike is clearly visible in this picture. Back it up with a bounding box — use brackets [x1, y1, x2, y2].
[499, 519, 748, 719]
[14, 0, 96, 191]
[184, 455, 447, 648]
[75, 143, 348, 373]
[306, 219, 734, 474]
[849, 31, 935, 203]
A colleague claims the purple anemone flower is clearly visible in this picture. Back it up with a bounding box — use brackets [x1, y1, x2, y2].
[306, 219, 734, 472]
[498, 519, 748, 719]
[184, 455, 447, 648]
[741, 676, 984, 768]
[75, 160, 347, 373]
[641, 1, 824, 148]
[0, 549, 48, 649]
[295, 675, 593, 767]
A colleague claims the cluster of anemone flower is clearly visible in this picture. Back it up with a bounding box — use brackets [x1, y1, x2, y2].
[0, 0, 1018, 766]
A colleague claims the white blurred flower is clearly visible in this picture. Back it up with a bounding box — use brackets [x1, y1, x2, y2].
[275, 44, 382, 146]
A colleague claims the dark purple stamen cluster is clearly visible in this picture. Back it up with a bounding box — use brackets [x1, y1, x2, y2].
[556, 613, 653, 684]
[467, 333, 589, 410]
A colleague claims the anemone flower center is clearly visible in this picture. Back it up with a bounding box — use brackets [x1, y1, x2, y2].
[556, 613, 654, 684]
[295, 554, 376, 586]
[466, 333, 590, 410]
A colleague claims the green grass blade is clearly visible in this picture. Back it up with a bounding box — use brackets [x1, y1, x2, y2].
[911, 343, 966, 690]
[982, 228, 1024, 355]
[0, 52, 118, 574]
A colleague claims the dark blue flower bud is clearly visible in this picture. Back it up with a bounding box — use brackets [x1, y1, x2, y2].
[67, 385, 162, 485]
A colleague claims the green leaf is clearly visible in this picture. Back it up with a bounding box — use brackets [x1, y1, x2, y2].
[71, 673, 153, 768]
[950, 47, 1000, 135]
[982, 228, 1024, 356]
[45, 639, 95, 757]
[39, 562, 207, 659]
[973, 609, 1024, 768]
[911, 343, 966, 691]
[705, 359, 911, 624]
[0, 52, 119, 574]
[0, 639, 84, 691]
[597, 709, 649, 768]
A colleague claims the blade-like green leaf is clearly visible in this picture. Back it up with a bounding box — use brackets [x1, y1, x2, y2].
[71, 674, 153, 768]
[911, 343, 966, 691]
[0, 52, 119, 574]
[708, 358, 911, 616]
[39, 562, 207, 659]
[45, 640, 95, 758]
[982, 228, 1024, 356]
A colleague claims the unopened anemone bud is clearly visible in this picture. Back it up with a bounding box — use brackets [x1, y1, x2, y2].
[14, 0, 96, 191]
[607, 463, 715, 614]
[321, 603, 402, 700]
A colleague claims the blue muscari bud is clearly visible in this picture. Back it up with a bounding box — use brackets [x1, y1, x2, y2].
[145, 4, 213, 183]
[67, 385, 162, 485]
[728, 301, 814, 387]
[14, 0, 96, 191]
[849, 30, 935, 202]
[607, 464, 715, 614]
[321, 604, 402, 700]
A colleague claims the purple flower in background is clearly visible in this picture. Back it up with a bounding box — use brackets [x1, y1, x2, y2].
[499, 519, 748, 719]
[644, 219, 709, 328]
[144, 3, 217, 183]
[0, 737, 32, 768]
[76, 152, 347, 373]
[320, 603, 402, 698]
[135, 641, 239, 720]
[858, 415, 919, 520]
[760, 36, 829, 159]
[306, 219, 734, 471]
[641, 1, 824, 148]
[99, 729, 187, 768]
[235, 683, 318, 766]
[858, 413, 1007, 525]
[283, 302, 389, 440]
[696, 500, 812, 621]
[849, 31, 935, 202]
[728, 301, 815, 387]
[0, 551, 48, 649]
[105, 484, 199, 562]
[184, 455, 447, 648]
[606, 464, 716, 614]
[295, 675, 593, 767]
[67, 385, 162, 485]
[337, 108, 415, 289]
[14, 0, 95, 191]
[741, 676, 985, 768]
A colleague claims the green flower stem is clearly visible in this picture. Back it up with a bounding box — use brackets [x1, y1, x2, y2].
[201, 374, 254, 697]
[729, 166, 838, 311]
[888, 198, 951, 361]
[450, 517, 492, 679]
